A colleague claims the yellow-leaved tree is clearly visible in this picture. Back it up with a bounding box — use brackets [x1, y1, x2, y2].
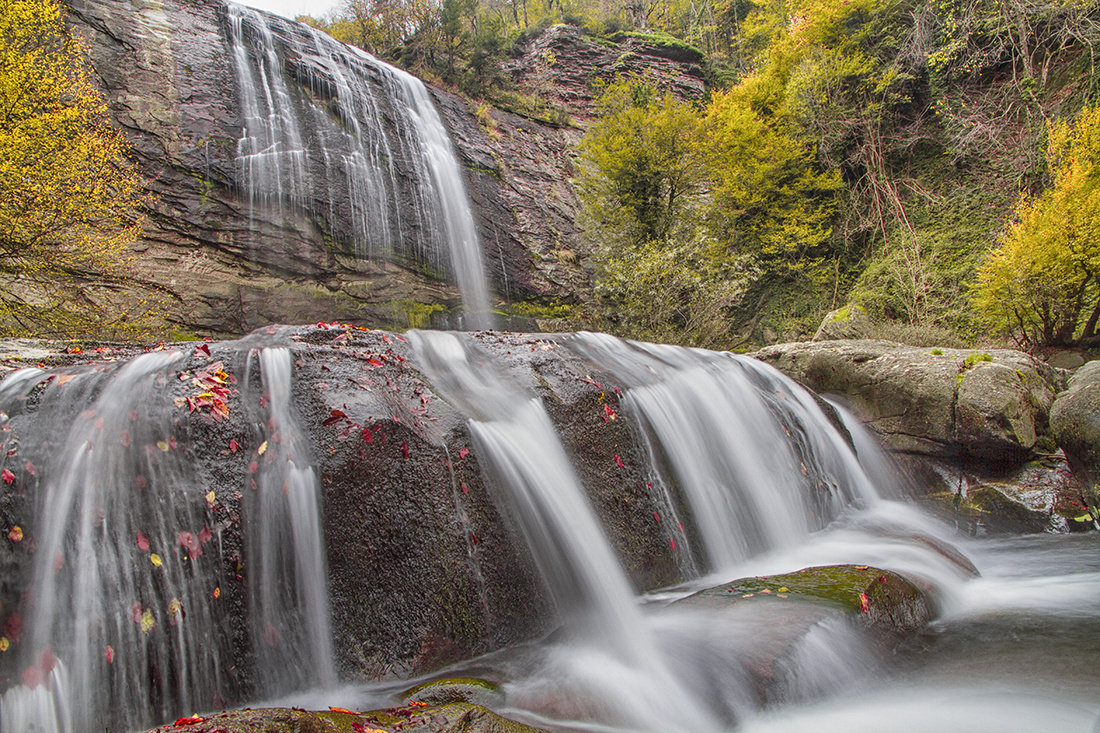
[972, 106, 1100, 348]
[0, 0, 154, 338]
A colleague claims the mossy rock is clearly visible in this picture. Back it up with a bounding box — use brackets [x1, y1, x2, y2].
[145, 702, 547, 733]
[692, 564, 933, 635]
[401, 677, 506, 708]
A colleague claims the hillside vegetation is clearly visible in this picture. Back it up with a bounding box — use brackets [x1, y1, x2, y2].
[303, 0, 1100, 351]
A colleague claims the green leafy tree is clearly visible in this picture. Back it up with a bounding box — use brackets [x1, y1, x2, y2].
[577, 79, 700, 248]
[973, 106, 1100, 348]
[0, 0, 154, 338]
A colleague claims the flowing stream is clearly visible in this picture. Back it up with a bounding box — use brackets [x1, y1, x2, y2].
[0, 331, 1096, 732]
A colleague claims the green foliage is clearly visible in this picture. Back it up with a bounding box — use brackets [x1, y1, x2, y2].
[578, 79, 700, 247]
[972, 106, 1100, 348]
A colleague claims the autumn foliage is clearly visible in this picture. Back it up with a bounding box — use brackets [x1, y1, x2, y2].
[0, 0, 155, 338]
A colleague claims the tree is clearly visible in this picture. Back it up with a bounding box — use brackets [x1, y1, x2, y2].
[577, 79, 701, 249]
[972, 106, 1100, 348]
[0, 0, 152, 338]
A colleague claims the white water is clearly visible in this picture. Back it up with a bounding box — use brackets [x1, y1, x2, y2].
[409, 331, 718, 731]
[246, 348, 335, 692]
[227, 5, 494, 327]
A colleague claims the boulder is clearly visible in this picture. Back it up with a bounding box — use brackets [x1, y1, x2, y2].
[813, 304, 871, 341]
[402, 677, 506, 708]
[1049, 361, 1100, 524]
[752, 340, 1065, 466]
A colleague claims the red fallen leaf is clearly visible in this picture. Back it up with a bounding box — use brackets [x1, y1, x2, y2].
[400, 441, 410, 460]
[53, 551, 64, 573]
[1, 470, 13, 484]
[458, 447, 469, 460]
[199, 526, 213, 544]
[322, 409, 347, 426]
[229, 439, 239, 453]
[408, 700, 428, 708]
[173, 716, 203, 726]
[195, 344, 211, 357]
[178, 531, 202, 558]
[613, 454, 625, 469]
[248, 461, 258, 474]
[131, 602, 143, 623]
[677, 522, 683, 532]
[135, 475, 147, 491]
[670, 538, 677, 550]
[128, 409, 138, 421]
[105, 645, 114, 664]
[263, 622, 279, 647]
[5, 613, 22, 642]
[361, 428, 373, 443]
[24, 461, 36, 476]
[329, 707, 355, 714]
[604, 404, 618, 421]
[136, 531, 150, 552]
[22, 664, 44, 689]
[470, 534, 478, 546]
[858, 592, 869, 613]
[461, 482, 468, 494]
[95, 418, 104, 430]
[119, 430, 132, 447]
[653, 511, 660, 522]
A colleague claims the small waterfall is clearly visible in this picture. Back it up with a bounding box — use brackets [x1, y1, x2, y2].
[0, 351, 228, 733]
[0, 344, 334, 731]
[245, 347, 335, 693]
[408, 331, 718, 731]
[226, 4, 494, 327]
[567, 333, 878, 573]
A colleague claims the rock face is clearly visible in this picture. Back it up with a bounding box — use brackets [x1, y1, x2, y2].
[66, 1, 708, 335]
[753, 340, 1066, 465]
[1050, 361, 1100, 523]
[813, 304, 871, 341]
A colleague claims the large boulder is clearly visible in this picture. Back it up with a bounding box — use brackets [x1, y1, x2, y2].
[813, 304, 871, 341]
[1049, 361, 1100, 524]
[753, 340, 1065, 466]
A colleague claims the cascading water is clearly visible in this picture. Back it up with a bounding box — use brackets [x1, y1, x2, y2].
[227, 4, 494, 328]
[567, 332, 878, 574]
[408, 331, 719, 731]
[0, 327, 1097, 732]
[0, 342, 333, 732]
[245, 348, 335, 693]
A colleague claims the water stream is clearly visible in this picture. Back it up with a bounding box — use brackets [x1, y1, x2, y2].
[0, 331, 1096, 732]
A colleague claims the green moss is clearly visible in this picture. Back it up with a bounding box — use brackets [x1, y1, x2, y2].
[931, 348, 944, 355]
[705, 565, 891, 613]
[963, 351, 993, 367]
[402, 677, 505, 707]
[502, 300, 577, 319]
[608, 31, 704, 62]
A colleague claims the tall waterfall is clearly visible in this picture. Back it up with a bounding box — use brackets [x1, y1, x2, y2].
[227, 4, 494, 328]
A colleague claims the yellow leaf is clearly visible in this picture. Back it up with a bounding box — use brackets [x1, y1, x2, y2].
[140, 608, 156, 634]
[150, 553, 163, 567]
[257, 440, 268, 456]
[156, 441, 169, 452]
[0, 637, 9, 652]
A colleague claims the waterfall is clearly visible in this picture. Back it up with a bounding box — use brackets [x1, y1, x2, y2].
[567, 332, 879, 573]
[408, 331, 719, 731]
[0, 343, 333, 732]
[245, 348, 335, 692]
[227, 4, 494, 328]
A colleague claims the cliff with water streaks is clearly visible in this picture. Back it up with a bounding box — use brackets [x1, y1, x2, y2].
[66, 1, 707, 335]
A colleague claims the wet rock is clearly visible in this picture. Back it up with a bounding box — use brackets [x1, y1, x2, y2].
[402, 677, 506, 707]
[144, 703, 549, 733]
[753, 340, 1064, 467]
[685, 565, 933, 637]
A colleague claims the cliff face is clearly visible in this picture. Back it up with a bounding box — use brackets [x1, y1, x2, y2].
[67, 2, 706, 335]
